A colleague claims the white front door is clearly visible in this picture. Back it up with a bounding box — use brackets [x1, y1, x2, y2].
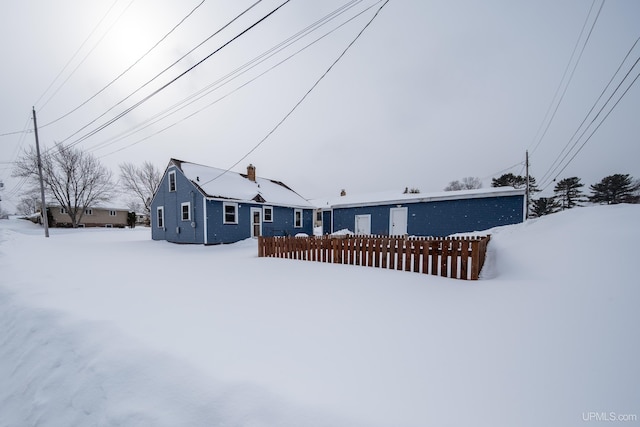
[250, 208, 262, 238]
[355, 214, 371, 235]
[390, 207, 408, 235]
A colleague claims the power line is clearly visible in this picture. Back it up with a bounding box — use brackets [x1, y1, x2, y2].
[32, 0, 121, 109]
[480, 161, 524, 182]
[39, 0, 207, 129]
[529, 0, 605, 157]
[91, 0, 372, 157]
[39, 0, 137, 111]
[539, 36, 640, 187]
[539, 58, 640, 191]
[54, 0, 267, 149]
[202, 0, 391, 186]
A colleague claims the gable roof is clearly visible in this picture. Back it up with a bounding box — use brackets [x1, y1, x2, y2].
[169, 159, 313, 208]
[312, 187, 526, 209]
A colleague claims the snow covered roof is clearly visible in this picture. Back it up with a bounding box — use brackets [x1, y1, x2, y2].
[312, 187, 525, 209]
[171, 159, 313, 208]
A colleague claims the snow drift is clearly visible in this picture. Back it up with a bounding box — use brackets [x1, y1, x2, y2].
[1, 204, 638, 426]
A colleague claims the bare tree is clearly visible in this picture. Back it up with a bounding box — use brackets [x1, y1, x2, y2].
[119, 161, 161, 215]
[13, 143, 115, 227]
[444, 176, 482, 191]
[16, 191, 41, 215]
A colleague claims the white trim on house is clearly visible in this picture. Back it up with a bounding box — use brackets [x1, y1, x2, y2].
[250, 207, 262, 238]
[294, 208, 303, 228]
[263, 206, 273, 222]
[168, 170, 177, 192]
[223, 202, 238, 224]
[389, 207, 408, 235]
[355, 214, 371, 235]
[203, 196, 208, 245]
[181, 202, 191, 221]
[319, 187, 526, 210]
[157, 206, 164, 229]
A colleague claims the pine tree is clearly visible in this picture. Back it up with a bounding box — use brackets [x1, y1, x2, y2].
[530, 197, 561, 217]
[492, 173, 525, 188]
[491, 173, 539, 193]
[589, 174, 639, 205]
[553, 177, 585, 210]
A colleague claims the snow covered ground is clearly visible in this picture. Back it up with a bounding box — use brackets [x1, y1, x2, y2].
[1, 204, 638, 427]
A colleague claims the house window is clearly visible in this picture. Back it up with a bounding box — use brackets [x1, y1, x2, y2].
[85, 208, 93, 215]
[109, 210, 116, 216]
[316, 211, 322, 222]
[168, 170, 176, 192]
[223, 202, 238, 224]
[60, 207, 67, 214]
[157, 206, 164, 228]
[294, 209, 303, 228]
[181, 202, 191, 221]
[263, 206, 273, 222]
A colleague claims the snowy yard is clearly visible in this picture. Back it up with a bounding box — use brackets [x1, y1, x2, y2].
[1, 204, 638, 427]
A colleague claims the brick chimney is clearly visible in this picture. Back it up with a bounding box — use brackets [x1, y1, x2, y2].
[340, 189, 346, 197]
[247, 164, 256, 182]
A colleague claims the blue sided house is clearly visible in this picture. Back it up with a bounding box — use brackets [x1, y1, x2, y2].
[151, 159, 314, 244]
[314, 187, 525, 236]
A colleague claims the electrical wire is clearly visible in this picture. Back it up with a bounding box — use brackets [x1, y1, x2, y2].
[32, 0, 121, 109]
[201, 0, 390, 186]
[39, 0, 137, 111]
[528, 0, 605, 156]
[53, 1, 265, 149]
[539, 56, 640, 191]
[90, 0, 371, 157]
[480, 161, 525, 182]
[39, 0, 207, 129]
[538, 36, 640, 186]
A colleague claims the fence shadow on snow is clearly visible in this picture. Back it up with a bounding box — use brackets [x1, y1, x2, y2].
[258, 234, 491, 280]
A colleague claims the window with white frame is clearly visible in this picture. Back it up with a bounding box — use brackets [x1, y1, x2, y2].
[168, 170, 176, 192]
[157, 206, 164, 228]
[223, 202, 238, 224]
[181, 202, 191, 221]
[84, 208, 93, 215]
[294, 209, 303, 228]
[60, 207, 66, 214]
[109, 210, 116, 216]
[263, 206, 273, 222]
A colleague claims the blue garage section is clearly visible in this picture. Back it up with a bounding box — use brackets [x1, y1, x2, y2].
[324, 188, 525, 237]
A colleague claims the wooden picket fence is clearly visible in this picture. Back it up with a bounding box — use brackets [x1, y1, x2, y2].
[258, 235, 491, 280]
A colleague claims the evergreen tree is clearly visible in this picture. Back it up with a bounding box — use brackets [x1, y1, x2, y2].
[127, 211, 137, 228]
[589, 174, 639, 205]
[530, 197, 561, 217]
[553, 177, 585, 210]
[492, 173, 525, 188]
[491, 173, 539, 193]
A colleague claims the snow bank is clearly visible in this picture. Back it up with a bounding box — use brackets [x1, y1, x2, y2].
[1, 205, 638, 426]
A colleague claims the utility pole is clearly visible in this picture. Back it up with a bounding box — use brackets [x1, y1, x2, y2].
[525, 150, 530, 220]
[32, 107, 49, 238]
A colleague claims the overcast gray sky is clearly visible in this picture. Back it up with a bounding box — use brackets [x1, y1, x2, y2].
[1, 0, 639, 212]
